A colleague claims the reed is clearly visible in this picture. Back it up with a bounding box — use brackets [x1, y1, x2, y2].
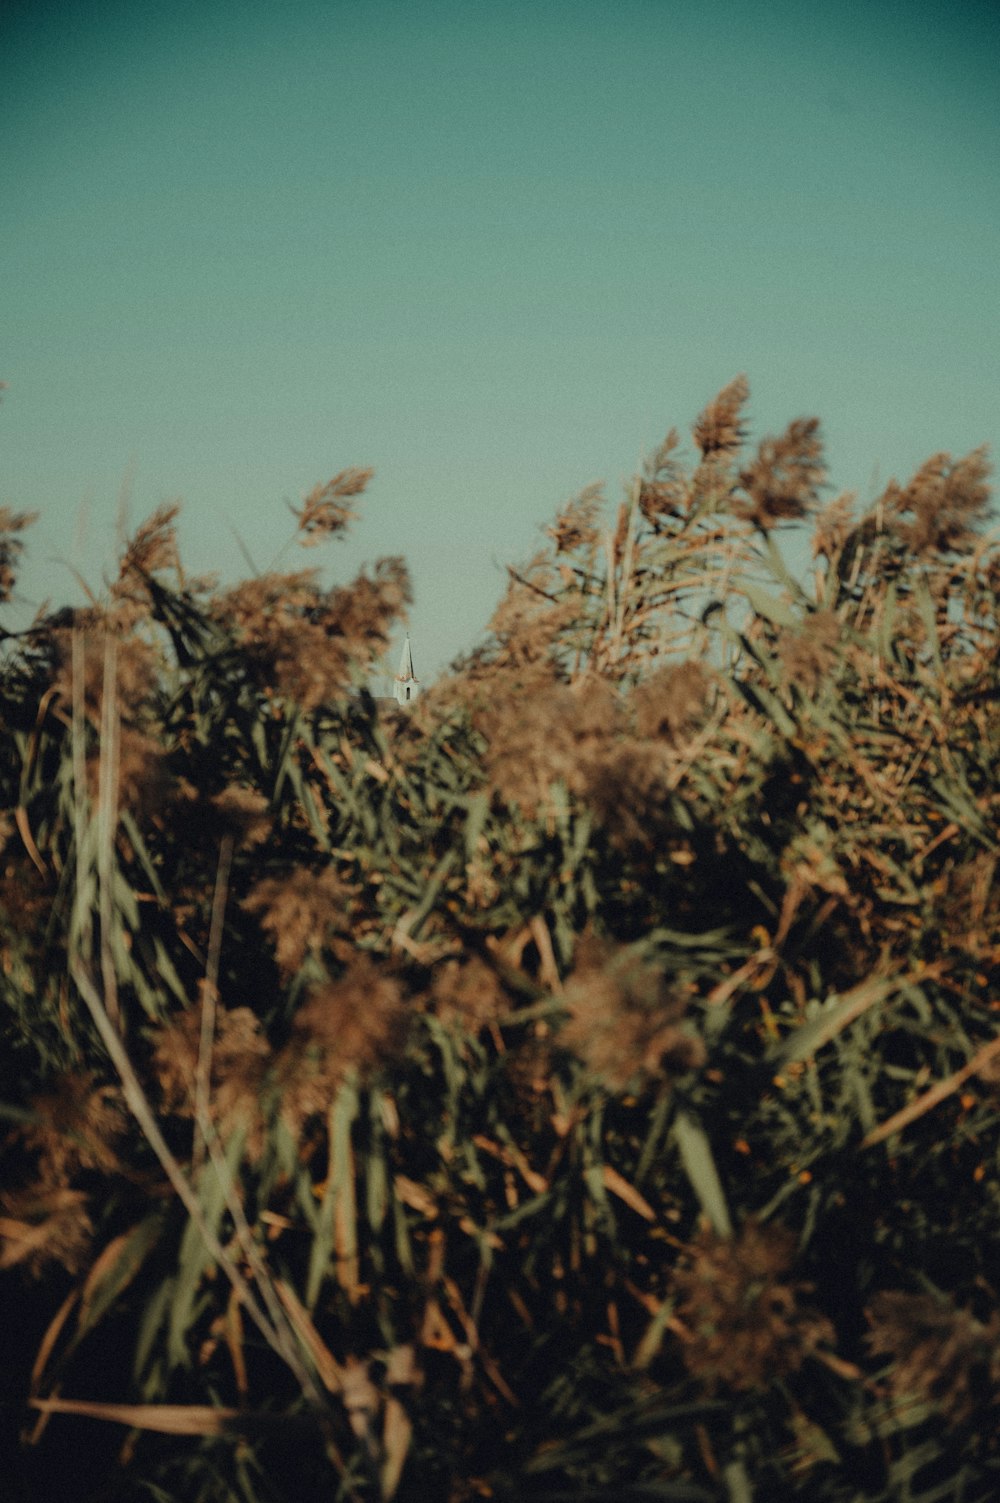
[1, 382, 997, 1501]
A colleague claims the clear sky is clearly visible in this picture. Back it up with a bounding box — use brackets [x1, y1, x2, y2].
[3, 0, 998, 678]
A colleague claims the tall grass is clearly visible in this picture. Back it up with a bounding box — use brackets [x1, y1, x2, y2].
[1, 382, 998, 1501]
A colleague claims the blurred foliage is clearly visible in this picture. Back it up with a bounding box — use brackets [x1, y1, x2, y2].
[1, 381, 999, 1502]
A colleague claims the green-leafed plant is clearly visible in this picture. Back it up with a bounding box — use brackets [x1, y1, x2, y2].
[1, 382, 998, 1502]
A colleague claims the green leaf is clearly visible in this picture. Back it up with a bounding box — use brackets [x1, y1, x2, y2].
[738, 580, 799, 629]
[673, 1110, 732, 1238]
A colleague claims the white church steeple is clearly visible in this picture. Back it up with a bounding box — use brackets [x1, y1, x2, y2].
[393, 633, 420, 706]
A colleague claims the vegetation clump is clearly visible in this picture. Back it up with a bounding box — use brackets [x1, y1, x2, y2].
[1, 382, 998, 1502]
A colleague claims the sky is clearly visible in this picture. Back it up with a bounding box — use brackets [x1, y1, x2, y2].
[2, 0, 998, 680]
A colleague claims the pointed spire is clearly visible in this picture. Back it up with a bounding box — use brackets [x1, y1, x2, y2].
[393, 633, 419, 705]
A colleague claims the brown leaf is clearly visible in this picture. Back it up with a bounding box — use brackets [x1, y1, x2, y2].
[602, 1164, 656, 1222]
[27, 1398, 240, 1434]
[274, 1279, 344, 1393]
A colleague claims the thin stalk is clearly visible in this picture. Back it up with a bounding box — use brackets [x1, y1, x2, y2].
[97, 631, 121, 1030]
[193, 833, 235, 1172]
[861, 1031, 1000, 1149]
[70, 960, 283, 1356]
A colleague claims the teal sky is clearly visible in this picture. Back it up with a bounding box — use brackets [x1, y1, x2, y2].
[3, 0, 998, 678]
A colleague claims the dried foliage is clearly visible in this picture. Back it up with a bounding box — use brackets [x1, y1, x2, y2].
[292, 468, 374, 544]
[152, 1004, 271, 1141]
[692, 374, 749, 458]
[673, 1223, 835, 1393]
[735, 416, 825, 530]
[243, 866, 354, 976]
[276, 959, 408, 1130]
[0, 507, 39, 604]
[1, 389, 998, 1503]
[562, 935, 705, 1090]
[867, 1290, 1000, 1431]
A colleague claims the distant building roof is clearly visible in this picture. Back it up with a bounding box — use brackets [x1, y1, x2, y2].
[393, 633, 420, 707]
